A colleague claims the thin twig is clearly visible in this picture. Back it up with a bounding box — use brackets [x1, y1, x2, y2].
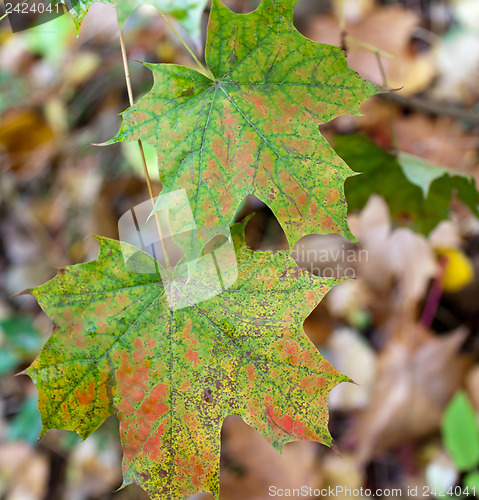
[117, 14, 171, 271]
[340, 30, 398, 153]
[385, 92, 479, 125]
[338, 0, 345, 30]
[118, 26, 135, 106]
[158, 10, 214, 80]
[344, 35, 394, 59]
[375, 50, 399, 154]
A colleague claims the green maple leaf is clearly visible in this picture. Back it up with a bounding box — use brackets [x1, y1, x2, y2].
[334, 134, 479, 234]
[26, 225, 347, 499]
[442, 392, 479, 472]
[111, 0, 378, 246]
[54, 0, 207, 38]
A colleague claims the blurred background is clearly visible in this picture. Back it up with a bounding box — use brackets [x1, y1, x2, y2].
[1, 0, 479, 498]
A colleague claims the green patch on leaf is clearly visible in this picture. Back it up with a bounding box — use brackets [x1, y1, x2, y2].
[27, 225, 347, 499]
[334, 133, 479, 235]
[111, 0, 378, 247]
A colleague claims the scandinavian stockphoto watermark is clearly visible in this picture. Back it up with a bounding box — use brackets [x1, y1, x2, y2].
[246, 243, 368, 280]
[117, 190, 369, 309]
[118, 189, 238, 311]
[2, 0, 69, 32]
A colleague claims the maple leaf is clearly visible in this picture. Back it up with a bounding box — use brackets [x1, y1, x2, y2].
[26, 225, 347, 499]
[334, 133, 479, 234]
[111, 0, 378, 246]
[54, 0, 207, 38]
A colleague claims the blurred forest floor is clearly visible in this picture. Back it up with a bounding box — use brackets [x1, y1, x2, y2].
[1, 0, 479, 499]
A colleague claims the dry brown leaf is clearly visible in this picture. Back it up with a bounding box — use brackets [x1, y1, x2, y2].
[429, 221, 463, 250]
[349, 195, 437, 315]
[353, 325, 469, 464]
[220, 416, 322, 500]
[320, 452, 365, 500]
[326, 327, 377, 412]
[294, 234, 358, 278]
[0, 442, 48, 500]
[465, 364, 479, 412]
[348, 195, 393, 294]
[303, 300, 335, 347]
[0, 109, 55, 178]
[306, 5, 436, 94]
[395, 114, 479, 174]
[64, 433, 122, 500]
[389, 228, 437, 310]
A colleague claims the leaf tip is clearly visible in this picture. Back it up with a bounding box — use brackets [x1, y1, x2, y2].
[330, 439, 342, 457]
[38, 425, 49, 440]
[113, 480, 130, 493]
[11, 288, 34, 298]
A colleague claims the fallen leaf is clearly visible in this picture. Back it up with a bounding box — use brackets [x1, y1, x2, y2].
[320, 451, 365, 500]
[354, 326, 468, 463]
[306, 5, 436, 94]
[395, 114, 479, 174]
[0, 442, 48, 500]
[326, 327, 377, 412]
[220, 416, 322, 500]
[65, 431, 122, 500]
[0, 109, 55, 178]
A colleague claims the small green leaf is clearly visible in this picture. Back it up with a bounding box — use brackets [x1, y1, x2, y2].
[398, 152, 477, 201]
[397, 153, 453, 198]
[0, 351, 19, 377]
[0, 316, 44, 376]
[6, 393, 43, 445]
[111, 0, 378, 246]
[464, 470, 479, 496]
[442, 392, 479, 472]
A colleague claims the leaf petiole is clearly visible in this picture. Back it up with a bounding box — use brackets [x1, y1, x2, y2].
[157, 9, 215, 80]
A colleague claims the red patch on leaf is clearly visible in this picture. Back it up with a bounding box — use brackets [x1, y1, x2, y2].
[186, 350, 199, 365]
